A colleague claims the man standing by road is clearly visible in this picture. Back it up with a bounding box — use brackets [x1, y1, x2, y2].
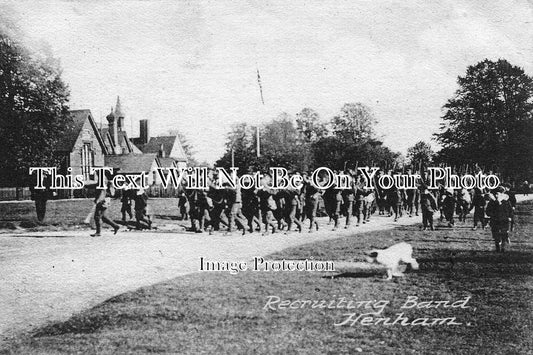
[486, 186, 513, 252]
[30, 172, 53, 222]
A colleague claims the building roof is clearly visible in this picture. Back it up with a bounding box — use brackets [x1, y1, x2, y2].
[131, 137, 145, 148]
[100, 128, 142, 155]
[105, 153, 158, 174]
[157, 157, 177, 168]
[142, 136, 188, 161]
[56, 110, 107, 153]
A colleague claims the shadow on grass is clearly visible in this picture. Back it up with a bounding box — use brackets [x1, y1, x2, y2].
[325, 270, 382, 279]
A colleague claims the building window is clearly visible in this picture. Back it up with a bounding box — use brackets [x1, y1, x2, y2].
[81, 143, 94, 179]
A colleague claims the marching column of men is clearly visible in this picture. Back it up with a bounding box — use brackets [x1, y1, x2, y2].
[104, 168, 520, 253]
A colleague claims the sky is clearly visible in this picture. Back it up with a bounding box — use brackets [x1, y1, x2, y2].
[2, 0, 532, 163]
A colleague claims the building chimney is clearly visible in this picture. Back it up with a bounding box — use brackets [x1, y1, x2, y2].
[140, 119, 149, 144]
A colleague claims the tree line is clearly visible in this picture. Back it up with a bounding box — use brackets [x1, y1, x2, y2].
[215, 104, 403, 173]
[217, 59, 533, 185]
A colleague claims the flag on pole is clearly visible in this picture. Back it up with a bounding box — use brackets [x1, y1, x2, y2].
[256, 67, 264, 157]
[256, 68, 265, 105]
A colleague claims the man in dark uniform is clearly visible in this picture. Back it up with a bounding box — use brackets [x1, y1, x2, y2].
[420, 188, 438, 231]
[303, 175, 320, 233]
[442, 189, 456, 227]
[120, 187, 134, 222]
[133, 188, 152, 230]
[242, 185, 261, 233]
[257, 185, 277, 234]
[92, 181, 120, 237]
[471, 187, 488, 230]
[329, 186, 343, 231]
[342, 178, 355, 228]
[354, 177, 366, 226]
[503, 183, 517, 231]
[285, 187, 303, 233]
[178, 191, 188, 220]
[30, 172, 52, 222]
[406, 188, 420, 217]
[486, 186, 513, 252]
[226, 183, 247, 235]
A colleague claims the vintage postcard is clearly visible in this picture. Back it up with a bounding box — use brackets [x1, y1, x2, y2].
[0, 1, 532, 353]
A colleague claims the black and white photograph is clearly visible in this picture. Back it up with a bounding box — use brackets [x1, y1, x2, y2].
[0, 1, 532, 354]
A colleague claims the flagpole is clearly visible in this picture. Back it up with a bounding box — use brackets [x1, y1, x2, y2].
[256, 66, 265, 158]
[231, 145, 235, 168]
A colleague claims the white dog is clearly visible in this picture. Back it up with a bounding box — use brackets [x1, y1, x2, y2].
[365, 242, 419, 280]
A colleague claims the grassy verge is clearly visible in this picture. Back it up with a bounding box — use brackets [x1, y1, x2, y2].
[0, 198, 184, 232]
[2, 202, 532, 354]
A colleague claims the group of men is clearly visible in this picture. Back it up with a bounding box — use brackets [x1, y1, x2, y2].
[90, 184, 152, 237]
[173, 169, 517, 250]
[80, 168, 519, 252]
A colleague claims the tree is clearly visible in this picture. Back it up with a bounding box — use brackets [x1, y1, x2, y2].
[0, 25, 71, 186]
[312, 102, 393, 171]
[331, 103, 377, 144]
[407, 141, 434, 170]
[216, 114, 309, 172]
[215, 123, 258, 172]
[215, 105, 401, 174]
[312, 137, 400, 171]
[295, 108, 327, 171]
[295, 108, 327, 142]
[435, 59, 533, 180]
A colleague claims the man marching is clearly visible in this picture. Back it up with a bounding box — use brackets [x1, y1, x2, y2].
[91, 180, 120, 237]
[420, 188, 438, 231]
[486, 186, 513, 252]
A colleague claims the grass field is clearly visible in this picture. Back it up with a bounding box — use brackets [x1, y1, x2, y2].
[0, 198, 184, 231]
[1, 202, 532, 354]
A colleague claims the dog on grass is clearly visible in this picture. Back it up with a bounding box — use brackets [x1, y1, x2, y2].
[364, 242, 419, 280]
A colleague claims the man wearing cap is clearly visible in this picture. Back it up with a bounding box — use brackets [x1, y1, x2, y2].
[486, 186, 513, 252]
[442, 189, 456, 227]
[120, 186, 134, 222]
[502, 183, 517, 231]
[133, 188, 152, 230]
[91, 181, 120, 237]
[420, 188, 438, 231]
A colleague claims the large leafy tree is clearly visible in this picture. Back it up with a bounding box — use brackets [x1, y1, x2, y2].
[312, 102, 398, 171]
[407, 141, 434, 170]
[295, 108, 327, 142]
[312, 137, 399, 171]
[0, 25, 71, 186]
[331, 103, 377, 144]
[259, 113, 306, 171]
[295, 108, 327, 171]
[216, 114, 309, 172]
[215, 123, 258, 172]
[435, 59, 533, 181]
[216, 104, 401, 174]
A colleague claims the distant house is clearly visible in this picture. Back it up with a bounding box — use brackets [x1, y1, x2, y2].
[51, 96, 188, 198]
[104, 153, 159, 185]
[131, 121, 188, 170]
[55, 109, 107, 180]
[104, 154, 180, 186]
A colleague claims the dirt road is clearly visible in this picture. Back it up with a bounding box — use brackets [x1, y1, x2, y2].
[1, 195, 530, 342]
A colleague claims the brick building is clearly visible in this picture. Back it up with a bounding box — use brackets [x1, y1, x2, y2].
[53, 96, 188, 196]
[55, 109, 107, 180]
